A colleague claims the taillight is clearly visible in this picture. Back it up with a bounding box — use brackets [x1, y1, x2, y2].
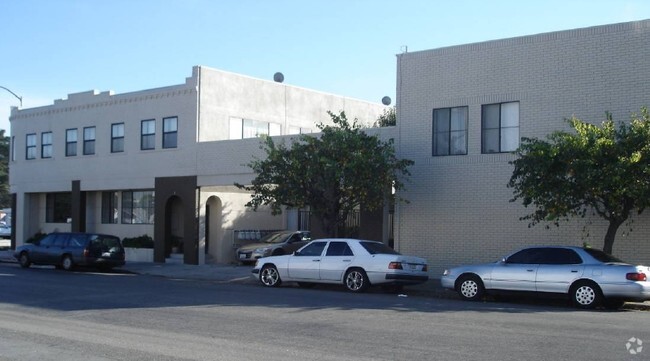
[83, 248, 90, 257]
[626, 273, 647, 281]
[388, 262, 403, 270]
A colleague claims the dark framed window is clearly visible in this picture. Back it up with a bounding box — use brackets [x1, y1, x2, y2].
[122, 190, 155, 224]
[11, 136, 15, 161]
[141, 119, 155, 150]
[83, 127, 96, 155]
[433, 106, 468, 156]
[163, 117, 177, 148]
[46, 192, 71, 223]
[296, 241, 327, 256]
[66, 128, 77, 156]
[326, 241, 354, 256]
[481, 102, 519, 154]
[41, 132, 53, 158]
[26, 133, 36, 160]
[111, 123, 124, 153]
[101, 191, 119, 224]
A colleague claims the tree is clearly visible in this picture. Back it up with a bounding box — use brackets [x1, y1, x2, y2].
[236, 111, 413, 237]
[508, 108, 650, 254]
[0, 129, 9, 209]
[373, 107, 396, 127]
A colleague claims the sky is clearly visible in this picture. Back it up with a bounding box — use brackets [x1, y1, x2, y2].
[1, 0, 650, 135]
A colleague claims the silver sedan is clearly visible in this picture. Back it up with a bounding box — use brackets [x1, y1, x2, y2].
[252, 238, 429, 292]
[441, 246, 650, 309]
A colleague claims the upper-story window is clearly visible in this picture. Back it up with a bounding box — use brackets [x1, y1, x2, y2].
[11, 136, 15, 161]
[66, 128, 77, 156]
[111, 123, 124, 153]
[288, 126, 312, 135]
[432, 106, 468, 156]
[163, 116, 177, 149]
[83, 126, 96, 155]
[26, 134, 36, 160]
[141, 119, 155, 150]
[41, 132, 53, 158]
[482, 102, 520, 153]
[229, 117, 281, 139]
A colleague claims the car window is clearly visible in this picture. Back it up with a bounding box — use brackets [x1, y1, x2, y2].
[360, 241, 400, 255]
[260, 232, 292, 244]
[583, 248, 624, 263]
[38, 234, 55, 247]
[297, 242, 327, 257]
[537, 248, 583, 265]
[506, 248, 542, 264]
[68, 234, 86, 247]
[51, 234, 70, 247]
[326, 241, 354, 256]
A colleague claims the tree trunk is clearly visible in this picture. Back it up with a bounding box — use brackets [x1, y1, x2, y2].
[602, 219, 623, 255]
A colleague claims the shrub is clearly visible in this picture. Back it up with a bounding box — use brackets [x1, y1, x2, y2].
[122, 234, 154, 248]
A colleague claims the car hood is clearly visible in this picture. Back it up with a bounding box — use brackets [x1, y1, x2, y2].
[238, 242, 281, 252]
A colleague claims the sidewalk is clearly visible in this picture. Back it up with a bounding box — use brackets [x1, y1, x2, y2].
[1, 249, 647, 310]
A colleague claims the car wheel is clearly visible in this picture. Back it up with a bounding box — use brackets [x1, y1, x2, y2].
[570, 280, 602, 309]
[456, 274, 485, 301]
[18, 252, 31, 268]
[259, 265, 281, 287]
[344, 268, 369, 292]
[61, 255, 75, 271]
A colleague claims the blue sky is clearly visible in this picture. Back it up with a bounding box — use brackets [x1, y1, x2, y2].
[2, 0, 650, 134]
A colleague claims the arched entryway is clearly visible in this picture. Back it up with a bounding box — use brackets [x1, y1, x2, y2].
[165, 196, 184, 257]
[205, 196, 225, 262]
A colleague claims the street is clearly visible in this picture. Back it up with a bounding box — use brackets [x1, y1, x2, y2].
[0, 262, 647, 361]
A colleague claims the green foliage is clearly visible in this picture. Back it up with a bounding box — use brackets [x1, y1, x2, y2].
[122, 234, 154, 248]
[236, 111, 413, 237]
[508, 107, 650, 254]
[373, 107, 396, 127]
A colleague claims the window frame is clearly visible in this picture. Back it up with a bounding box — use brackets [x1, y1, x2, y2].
[26, 133, 36, 160]
[162, 116, 177, 149]
[121, 190, 155, 224]
[66, 128, 78, 157]
[432, 106, 468, 156]
[45, 192, 71, 223]
[101, 191, 119, 224]
[111, 123, 125, 153]
[83, 126, 96, 155]
[481, 101, 520, 154]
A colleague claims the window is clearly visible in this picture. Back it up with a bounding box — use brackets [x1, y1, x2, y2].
[296, 241, 327, 256]
[41, 132, 53, 158]
[505, 248, 541, 264]
[83, 126, 96, 155]
[122, 190, 155, 224]
[433, 106, 468, 156]
[11, 136, 15, 161]
[101, 191, 119, 224]
[163, 116, 177, 148]
[482, 102, 519, 153]
[46, 192, 71, 223]
[288, 126, 312, 135]
[360, 241, 399, 255]
[536, 248, 583, 265]
[111, 123, 124, 153]
[141, 119, 155, 150]
[26, 134, 36, 160]
[66, 129, 77, 156]
[229, 118, 281, 139]
[326, 241, 354, 256]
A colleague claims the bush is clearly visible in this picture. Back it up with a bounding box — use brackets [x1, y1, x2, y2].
[122, 234, 154, 248]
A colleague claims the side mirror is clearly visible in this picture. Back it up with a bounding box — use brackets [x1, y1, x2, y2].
[293, 251, 301, 256]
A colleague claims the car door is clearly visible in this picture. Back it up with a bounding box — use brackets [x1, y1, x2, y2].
[42, 233, 70, 264]
[319, 241, 355, 281]
[29, 234, 56, 263]
[490, 248, 540, 291]
[287, 241, 327, 280]
[535, 248, 584, 293]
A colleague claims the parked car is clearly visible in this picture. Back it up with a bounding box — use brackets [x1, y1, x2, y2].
[252, 238, 429, 292]
[14, 232, 126, 271]
[236, 230, 311, 264]
[441, 246, 650, 309]
[0, 223, 11, 239]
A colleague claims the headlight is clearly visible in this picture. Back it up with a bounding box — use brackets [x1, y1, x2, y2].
[254, 247, 270, 254]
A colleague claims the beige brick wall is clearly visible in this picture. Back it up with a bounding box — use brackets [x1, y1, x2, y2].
[395, 20, 650, 275]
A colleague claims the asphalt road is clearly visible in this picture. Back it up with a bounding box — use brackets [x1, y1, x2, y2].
[0, 263, 647, 361]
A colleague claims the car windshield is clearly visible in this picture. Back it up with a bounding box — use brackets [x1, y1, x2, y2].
[583, 248, 624, 263]
[260, 232, 293, 244]
[360, 241, 400, 255]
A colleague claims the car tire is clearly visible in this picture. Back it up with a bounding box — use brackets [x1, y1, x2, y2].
[570, 280, 602, 309]
[456, 274, 485, 301]
[259, 265, 282, 287]
[61, 255, 75, 271]
[18, 252, 31, 268]
[344, 268, 369, 292]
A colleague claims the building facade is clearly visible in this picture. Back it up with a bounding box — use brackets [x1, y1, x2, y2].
[9, 66, 387, 264]
[394, 20, 650, 274]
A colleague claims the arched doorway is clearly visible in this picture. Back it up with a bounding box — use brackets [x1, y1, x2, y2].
[205, 196, 223, 262]
[165, 196, 184, 257]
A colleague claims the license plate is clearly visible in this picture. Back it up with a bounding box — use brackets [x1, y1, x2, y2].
[239, 254, 247, 259]
[409, 264, 417, 270]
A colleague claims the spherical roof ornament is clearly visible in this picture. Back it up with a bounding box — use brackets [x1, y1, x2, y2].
[273, 72, 284, 83]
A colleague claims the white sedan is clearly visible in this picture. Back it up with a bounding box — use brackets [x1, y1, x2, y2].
[252, 238, 429, 292]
